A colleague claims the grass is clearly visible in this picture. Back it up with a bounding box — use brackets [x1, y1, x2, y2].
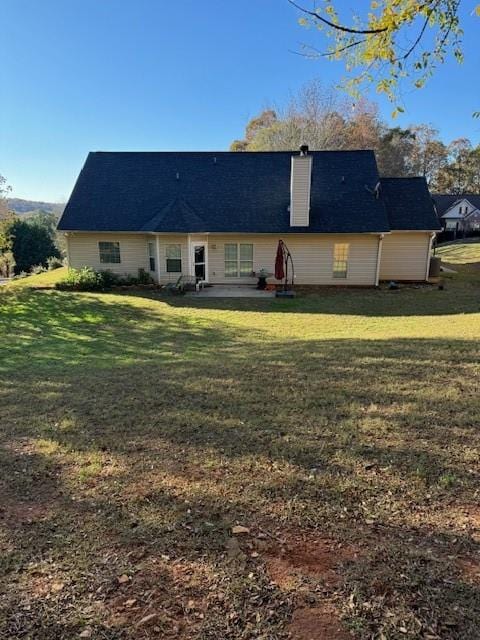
[436, 238, 480, 264]
[5, 266, 68, 289]
[0, 254, 479, 639]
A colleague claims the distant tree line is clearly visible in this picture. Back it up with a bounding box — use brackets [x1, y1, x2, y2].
[230, 81, 480, 193]
[0, 176, 63, 277]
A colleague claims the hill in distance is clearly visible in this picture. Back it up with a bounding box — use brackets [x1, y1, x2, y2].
[8, 198, 65, 216]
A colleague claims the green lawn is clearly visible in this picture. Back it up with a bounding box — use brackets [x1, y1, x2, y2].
[1, 261, 479, 639]
[4, 266, 68, 289]
[436, 239, 480, 265]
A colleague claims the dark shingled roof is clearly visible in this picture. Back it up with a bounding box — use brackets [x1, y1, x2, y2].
[432, 193, 480, 217]
[58, 151, 438, 234]
[380, 177, 441, 231]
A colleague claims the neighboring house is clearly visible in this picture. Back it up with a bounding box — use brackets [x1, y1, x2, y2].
[57, 149, 441, 286]
[432, 194, 480, 234]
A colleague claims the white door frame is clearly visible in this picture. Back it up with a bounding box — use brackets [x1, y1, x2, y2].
[190, 240, 208, 283]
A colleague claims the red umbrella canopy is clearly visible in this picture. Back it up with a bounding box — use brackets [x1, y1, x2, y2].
[275, 240, 285, 280]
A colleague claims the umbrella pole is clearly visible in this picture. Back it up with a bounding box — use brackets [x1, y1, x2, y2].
[284, 243, 288, 292]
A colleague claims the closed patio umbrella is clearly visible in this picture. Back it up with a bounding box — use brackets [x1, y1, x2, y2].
[275, 240, 285, 281]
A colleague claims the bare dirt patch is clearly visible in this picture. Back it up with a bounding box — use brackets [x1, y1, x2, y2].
[266, 533, 359, 591]
[264, 533, 358, 639]
[0, 500, 52, 525]
[289, 604, 352, 640]
[457, 556, 480, 583]
[103, 556, 210, 638]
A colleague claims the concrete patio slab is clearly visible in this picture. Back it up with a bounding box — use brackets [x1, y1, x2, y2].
[186, 285, 275, 298]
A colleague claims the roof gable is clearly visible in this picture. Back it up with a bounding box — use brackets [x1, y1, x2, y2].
[433, 193, 480, 216]
[441, 197, 479, 218]
[379, 177, 441, 231]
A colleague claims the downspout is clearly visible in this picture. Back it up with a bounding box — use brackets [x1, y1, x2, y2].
[375, 233, 384, 287]
[425, 232, 435, 281]
[65, 233, 71, 269]
[187, 234, 193, 276]
[155, 234, 161, 284]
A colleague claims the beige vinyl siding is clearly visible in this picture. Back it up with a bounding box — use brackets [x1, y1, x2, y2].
[157, 235, 189, 284]
[67, 233, 149, 276]
[290, 156, 312, 227]
[208, 234, 379, 285]
[379, 232, 430, 281]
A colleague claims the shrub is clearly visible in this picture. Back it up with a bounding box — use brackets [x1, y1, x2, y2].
[98, 270, 121, 287]
[31, 264, 46, 275]
[56, 267, 104, 291]
[55, 267, 156, 291]
[46, 256, 64, 270]
[138, 268, 154, 285]
[119, 274, 139, 286]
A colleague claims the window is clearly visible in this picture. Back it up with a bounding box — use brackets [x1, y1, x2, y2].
[166, 244, 182, 272]
[225, 244, 238, 277]
[333, 243, 349, 278]
[224, 243, 253, 277]
[148, 242, 155, 272]
[240, 244, 253, 276]
[99, 241, 121, 264]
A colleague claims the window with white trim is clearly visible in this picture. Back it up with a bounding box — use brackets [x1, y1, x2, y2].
[99, 241, 121, 264]
[332, 243, 349, 278]
[166, 244, 182, 272]
[224, 243, 253, 277]
[148, 242, 155, 272]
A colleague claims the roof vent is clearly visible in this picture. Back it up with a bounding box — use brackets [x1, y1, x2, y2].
[299, 144, 309, 157]
[176, 172, 180, 180]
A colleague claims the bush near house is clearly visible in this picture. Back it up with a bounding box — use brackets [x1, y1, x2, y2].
[46, 256, 64, 270]
[55, 267, 155, 291]
[55, 266, 104, 291]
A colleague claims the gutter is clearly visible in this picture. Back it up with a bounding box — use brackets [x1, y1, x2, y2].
[375, 233, 384, 287]
[425, 232, 436, 281]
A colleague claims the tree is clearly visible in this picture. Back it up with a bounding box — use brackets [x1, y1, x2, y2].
[436, 139, 480, 193]
[343, 99, 382, 150]
[0, 174, 11, 221]
[375, 127, 417, 176]
[291, 0, 477, 112]
[4, 218, 60, 274]
[230, 109, 278, 151]
[0, 174, 15, 277]
[0, 251, 15, 278]
[231, 80, 382, 152]
[408, 124, 448, 187]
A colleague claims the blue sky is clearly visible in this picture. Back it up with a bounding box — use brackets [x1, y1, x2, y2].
[1, 0, 479, 201]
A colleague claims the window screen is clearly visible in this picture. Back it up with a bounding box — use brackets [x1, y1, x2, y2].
[166, 244, 182, 273]
[99, 241, 121, 264]
[333, 243, 349, 278]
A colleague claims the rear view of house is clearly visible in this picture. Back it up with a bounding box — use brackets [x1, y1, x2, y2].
[58, 149, 441, 286]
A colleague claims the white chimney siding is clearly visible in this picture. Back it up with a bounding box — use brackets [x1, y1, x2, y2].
[290, 154, 312, 227]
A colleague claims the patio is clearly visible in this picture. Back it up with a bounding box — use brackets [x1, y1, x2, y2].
[185, 285, 276, 298]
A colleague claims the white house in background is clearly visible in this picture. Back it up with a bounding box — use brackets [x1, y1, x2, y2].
[57, 148, 441, 286]
[433, 195, 480, 233]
